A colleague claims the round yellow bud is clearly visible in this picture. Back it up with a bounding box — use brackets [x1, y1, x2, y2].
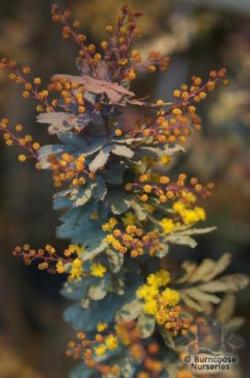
[172, 108, 182, 116]
[34, 77, 42, 85]
[15, 124, 23, 132]
[36, 105, 44, 112]
[159, 176, 170, 185]
[144, 185, 152, 193]
[18, 154, 27, 162]
[199, 91, 207, 99]
[148, 65, 156, 72]
[115, 129, 122, 136]
[32, 142, 40, 150]
[105, 25, 113, 33]
[140, 194, 148, 202]
[156, 99, 164, 106]
[22, 91, 30, 99]
[101, 41, 108, 49]
[194, 77, 202, 85]
[73, 20, 80, 28]
[78, 106, 86, 113]
[173, 89, 181, 98]
[22, 66, 31, 74]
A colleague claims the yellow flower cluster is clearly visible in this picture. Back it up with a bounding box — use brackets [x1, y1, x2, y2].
[173, 201, 206, 225]
[137, 270, 182, 332]
[94, 334, 119, 356]
[160, 200, 206, 234]
[147, 269, 170, 287]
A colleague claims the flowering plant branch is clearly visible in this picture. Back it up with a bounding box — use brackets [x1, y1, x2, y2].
[0, 4, 248, 378]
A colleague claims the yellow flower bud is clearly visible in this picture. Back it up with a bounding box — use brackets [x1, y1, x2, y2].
[18, 154, 26, 162]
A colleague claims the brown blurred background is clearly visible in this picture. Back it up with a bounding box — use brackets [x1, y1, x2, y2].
[0, 0, 249, 377]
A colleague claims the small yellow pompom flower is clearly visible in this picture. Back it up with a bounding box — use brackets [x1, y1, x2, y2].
[97, 322, 108, 332]
[105, 235, 116, 244]
[69, 258, 84, 281]
[95, 344, 107, 356]
[56, 260, 65, 274]
[136, 284, 158, 300]
[143, 299, 158, 315]
[122, 212, 137, 226]
[160, 155, 170, 165]
[147, 269, 171, 287]
[160, 218, 175, 234]
[157, 270, 171, 286]
[102, 217, 118, 232]
[173, 201, 185, 214]
[90, 263, 107, 277]
[105, 334, 118, 350]
[194, 207, 206, 221]
[162, 288, 180, 306]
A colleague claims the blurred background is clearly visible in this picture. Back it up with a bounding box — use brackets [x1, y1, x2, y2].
[0, 0, 249, 377]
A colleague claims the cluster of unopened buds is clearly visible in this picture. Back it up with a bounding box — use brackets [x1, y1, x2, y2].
[104, 219, 165, 257]
[13, 243, 107, 282]
[129, 69, 228, 144]
[67, 321, 164, 377]
[12, 243, 74, 272]
[0, 117, 40, 162]
[51, 4, 169, 81]
[46, 152, 88, 188]
[48, 76, 86, 114]
[0, 58, 55, 113]
[0, 57, 91, 116]
[125, 50, 169, 81]
[126, 173, 213, 205]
